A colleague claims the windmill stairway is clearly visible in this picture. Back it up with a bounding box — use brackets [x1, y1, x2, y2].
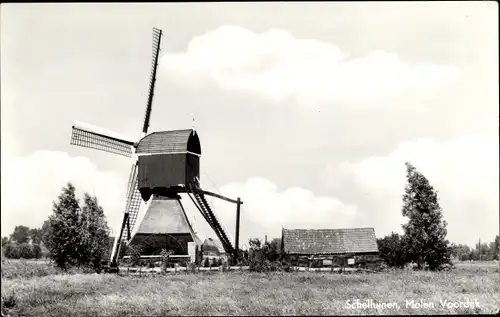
[187, 185, 235, 255]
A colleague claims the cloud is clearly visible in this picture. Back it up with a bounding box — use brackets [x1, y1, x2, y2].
[1, 150, 127, 237]
[191, 177, 359, 249]
[161, 25, 460, 108]
[323, 136, 499, 246]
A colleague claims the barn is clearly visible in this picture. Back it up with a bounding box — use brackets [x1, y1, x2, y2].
[281, 228, 380, 267]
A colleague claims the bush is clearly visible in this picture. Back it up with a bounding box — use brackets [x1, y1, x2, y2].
[32, 244, 42, 259]
[211, 258, 218, 267]
[3, 244, 21, 259]
[18, 243, 33, 259]
[203, 257, 210, 268]
[128, 245, 142, 267]
[147, 259, 155, 268]
[377, 233, 408, 268]
[249, 258, 284, 273]
[246, 237, 288, 272]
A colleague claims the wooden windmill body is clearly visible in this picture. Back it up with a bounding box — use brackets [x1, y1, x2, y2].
[69, 28, 243, 269]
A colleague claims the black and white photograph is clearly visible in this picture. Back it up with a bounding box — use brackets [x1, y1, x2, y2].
[1, 2, 498, 316]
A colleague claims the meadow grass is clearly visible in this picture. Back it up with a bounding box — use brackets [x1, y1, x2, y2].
[1, 259, 60, 279]
[1, 261, 498, 316]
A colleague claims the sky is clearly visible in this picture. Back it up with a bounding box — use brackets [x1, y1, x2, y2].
[1, 2, 498, 249]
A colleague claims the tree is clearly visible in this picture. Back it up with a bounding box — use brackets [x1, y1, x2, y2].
[401, 162, 451, 270]
[32, 244, 42, 259]
[29, 228, 44, 245]
[450, 243, 472, 261]
[377, 232, 408, 268]
[78, 193, 110, 270]
[41, 220, 51, 245]
[262, 239, 281, 262]
[10, 225, 30, 244]
[45, 182, 82, 270]
[248, 237, 262, 250]
[2, 237, 9, 246]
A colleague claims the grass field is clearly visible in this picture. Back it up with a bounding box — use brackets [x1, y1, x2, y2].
[1, 259, 498, 316]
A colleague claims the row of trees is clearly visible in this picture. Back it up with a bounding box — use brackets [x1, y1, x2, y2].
[2, 183, 111, 272]
[2, 242, 43, 259]
[449, 238, 499, 261]
[2, 224, 49, 259]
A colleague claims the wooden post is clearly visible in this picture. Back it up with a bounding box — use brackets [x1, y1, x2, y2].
[235, 198, 241, 262]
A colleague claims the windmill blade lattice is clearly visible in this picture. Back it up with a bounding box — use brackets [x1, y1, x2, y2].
[71, 127, 134, 158]
[142, 27, 162, 135]
[122, 164, 142, 241]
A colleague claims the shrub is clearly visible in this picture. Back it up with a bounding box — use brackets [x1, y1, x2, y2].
[128, 245, 142, 267]
[1, 292, 17, 316]
[211, 257, 218, 267]
[203, 257, 210, 268]
[4, 244, 20, 259]
[377, 232, 408, 268]
[32, 244, 42, 259]
[18, 243, 34, 259]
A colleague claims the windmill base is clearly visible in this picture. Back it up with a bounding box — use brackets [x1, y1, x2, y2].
[127, 194, 202, 263]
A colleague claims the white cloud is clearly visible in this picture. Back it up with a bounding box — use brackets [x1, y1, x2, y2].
[195, 177, 359, 249]
[161, 25, 460, 108]
[324, 136, 499, 246]
[1, 150, 127, 237]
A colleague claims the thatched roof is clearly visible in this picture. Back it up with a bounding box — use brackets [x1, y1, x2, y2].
[282, 228, 379, 255]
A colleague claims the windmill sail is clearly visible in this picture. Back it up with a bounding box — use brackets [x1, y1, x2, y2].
[110, 162, 142, 263]
[123, 164, 143, 240]
[141, 27, 162, 136]
[71, 121, 135, 157]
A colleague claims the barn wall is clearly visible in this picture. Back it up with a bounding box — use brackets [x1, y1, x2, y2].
[138, 154, 186, 189]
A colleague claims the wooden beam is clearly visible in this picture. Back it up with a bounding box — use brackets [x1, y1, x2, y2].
[198, 189, 243, 205]
[235, 197, 241, 257]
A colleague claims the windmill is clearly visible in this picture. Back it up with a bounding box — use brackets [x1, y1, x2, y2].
[69, 27, 243, 270]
